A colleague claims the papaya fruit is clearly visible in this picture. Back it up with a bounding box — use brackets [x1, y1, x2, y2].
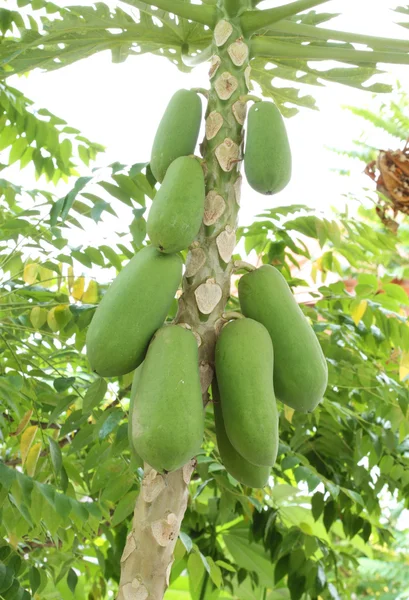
[128, 367, 143, 469]
[215, 318, 279, 467]
[86, 246, 182, 377]
[238, 265, 328, 412]
[213, 381, 271, 488]
[131, 325, 204, 472]
[147, 157, 205, 254]
[244, 101, 292, 195]
[150, 89, 202, 183]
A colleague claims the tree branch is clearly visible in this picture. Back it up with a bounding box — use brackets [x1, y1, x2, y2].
[143, 0, 218, 27]
[241, 0, 329, 37]
[250, 37, 409, 66]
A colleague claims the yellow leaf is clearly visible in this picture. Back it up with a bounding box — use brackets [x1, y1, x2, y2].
[72, 276, 85, 301]
[23, 263, 38, 285]
[400, 350, 409, 382]
[21, 425, 38, 466]
[47, 307, 59, 332]
[38, 265, 54, 288]
[25, 442, 42, 477]
[67, 266, 74, 293]
[10, 409, 33, 437]
[47, 305, 71, 332]
[82, 280, 98, 304]
[30, 306, 48, 330]
[284, 405, 294, 423]
[351, 299, 368, 326]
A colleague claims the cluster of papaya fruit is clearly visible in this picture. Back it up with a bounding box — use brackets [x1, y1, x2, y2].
[85, 86, 325, 486]
[214, 265, 328, 488]
[86, 89, 207, 473]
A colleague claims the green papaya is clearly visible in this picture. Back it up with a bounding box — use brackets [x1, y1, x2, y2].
[244, 101, 292, 195]
[150, 89, 202, 183]
[213, 381, 271, 488]
[86, 246, 182, 377]
[128, 367, 143, 469]
[132, 325, 204, 472]
[147, 157, 205, 254]
[238, 265, 328, 412]
[215, 318, 278, 467]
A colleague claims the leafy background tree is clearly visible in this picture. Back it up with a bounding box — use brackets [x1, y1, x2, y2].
[1, 1, 409, 599]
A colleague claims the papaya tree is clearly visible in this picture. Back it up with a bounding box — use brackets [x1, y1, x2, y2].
[2, 1, 409, 599]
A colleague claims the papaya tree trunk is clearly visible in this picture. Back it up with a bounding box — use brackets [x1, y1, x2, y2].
[117, 1, 252, 597]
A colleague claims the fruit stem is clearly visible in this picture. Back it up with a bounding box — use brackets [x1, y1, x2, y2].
[234, 260, 257, 272]
[192, 87, 210, 99]
[222, 311, 244, 321]
[239, 94, 261, 104]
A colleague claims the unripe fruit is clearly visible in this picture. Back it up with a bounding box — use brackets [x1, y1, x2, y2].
[147, 156, 205, 253]
[215, 318, 279, 467]
[131, 325, 204, 473]
[128, 366, 143, 469]
[86, 246, 182, 377]
[239, 265, 328, 412]
[213, 381, 271, 488]
[244, 101, 292, 195]
[150, 89, 202, 183]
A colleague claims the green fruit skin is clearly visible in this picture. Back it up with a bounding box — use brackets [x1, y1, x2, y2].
[86, 246, 182, 377]
[215, 318, 279, 467]
[150, 89, 202, 183]
[128, 367, 143, 469]
[238, 265, 328, 412]
[132, 325, 204, 473]
[147, 157, 205, 254]
[213, 382, 271, 488]
[244, 101, 292, 195]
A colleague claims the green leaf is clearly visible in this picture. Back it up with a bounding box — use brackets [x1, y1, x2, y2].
[130, 217, 146, 247]
[82, 378, 107, 413]
[311, 492, 324, 521]
[383, 283, 409, 306]
[275, 554, 290, 584]
[48, 436, 63, 476]
[97, 409, 123, 440]
[29, 566, 41, 595]
[0, 564, 13, 594]
[111, 490, 138, 526]
[100, 245, 123, 271]
[207, 556, 222, 588]
[187, 553, 205, 596]
[179, 532, 193, 554]
[323, 501, 337, 532]
[9, 137, 28, 164]
[53, 376, 75, 392]
[223, 527, 275, 587]
[98, 181, 133, 206]
[67, 568, 78, 594]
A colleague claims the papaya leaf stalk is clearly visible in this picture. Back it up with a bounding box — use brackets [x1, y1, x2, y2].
[118, 0, 252, 596]
[250, 37, 409, 66]
[136, 0, 218, 27]
[241, 0, 330, 36]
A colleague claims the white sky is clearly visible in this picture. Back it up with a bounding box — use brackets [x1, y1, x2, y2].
[4, 0, 409, 256]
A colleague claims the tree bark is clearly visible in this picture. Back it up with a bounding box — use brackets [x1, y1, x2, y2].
[118, 0, 253, 597]
[117, 463, 195, 600]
